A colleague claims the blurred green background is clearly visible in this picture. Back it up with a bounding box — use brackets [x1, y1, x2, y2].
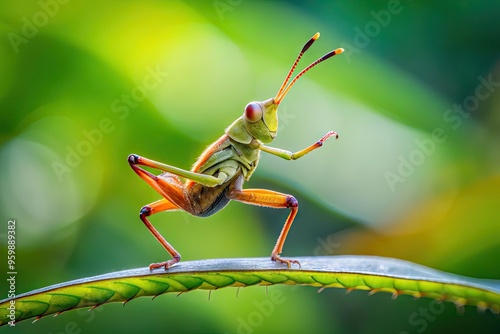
[1, 0, 499, 333]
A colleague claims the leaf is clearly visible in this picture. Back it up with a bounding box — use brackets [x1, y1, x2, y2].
[1, 256, 499, 326]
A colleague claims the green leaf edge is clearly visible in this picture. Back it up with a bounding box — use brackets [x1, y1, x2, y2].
[1, 256, 499, 326]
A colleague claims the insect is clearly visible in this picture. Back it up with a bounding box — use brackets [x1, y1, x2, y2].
[128, 32, 343, 270]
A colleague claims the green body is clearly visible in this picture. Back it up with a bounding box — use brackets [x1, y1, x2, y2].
[194, 97, 279, 185]
[192, 97, 320, 186]
[152, 94, 321, 219]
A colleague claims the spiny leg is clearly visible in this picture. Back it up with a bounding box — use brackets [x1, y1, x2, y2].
[140, 199, 182, 270]
[227, 185, 300, 268]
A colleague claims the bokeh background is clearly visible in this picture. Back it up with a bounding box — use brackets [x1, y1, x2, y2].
[1, 1, 499, 333]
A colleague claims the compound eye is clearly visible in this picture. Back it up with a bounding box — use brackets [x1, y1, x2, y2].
[244, 102, 262, 123]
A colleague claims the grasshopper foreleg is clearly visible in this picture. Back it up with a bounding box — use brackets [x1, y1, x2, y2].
[259, 131, 337, 160]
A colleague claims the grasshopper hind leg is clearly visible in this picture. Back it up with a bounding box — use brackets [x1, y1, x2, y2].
[139, 199, 182, 270]
[129, 154, 196, 270]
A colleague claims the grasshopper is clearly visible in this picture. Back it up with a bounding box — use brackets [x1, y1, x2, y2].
[128, 32, 343, 270]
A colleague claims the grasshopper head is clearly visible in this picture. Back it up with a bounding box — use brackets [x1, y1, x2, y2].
[241, 98, 278, 144]
[227, 33, 343, 145]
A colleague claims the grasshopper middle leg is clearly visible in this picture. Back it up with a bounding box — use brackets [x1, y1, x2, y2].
[227, 177, 301, 268]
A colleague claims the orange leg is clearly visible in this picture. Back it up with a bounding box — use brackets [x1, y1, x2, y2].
[128, 154, 187, 208]
[128, 154, 191, 270]
[140, 199, 182, 270]
[227, 186, 300, 268]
